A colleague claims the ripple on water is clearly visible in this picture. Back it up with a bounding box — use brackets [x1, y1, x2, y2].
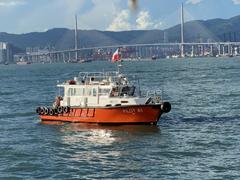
[0, 60, 240, 179]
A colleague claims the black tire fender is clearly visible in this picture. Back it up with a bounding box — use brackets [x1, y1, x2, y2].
[44, 107, 49, 115]
[49, 108, 54, 116]
[57, 106, 63, 114]
[161, 102, 171, 113]
[63, 106, 70, 113]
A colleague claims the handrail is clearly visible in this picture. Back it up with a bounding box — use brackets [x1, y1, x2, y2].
[139, 89, 163, 97]
[78, 71, 119, 79]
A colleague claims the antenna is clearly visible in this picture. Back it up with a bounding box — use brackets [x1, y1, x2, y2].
[180, 3, 184, 58]
[117, 61, 123, 74]
[117, 48, 123, 74]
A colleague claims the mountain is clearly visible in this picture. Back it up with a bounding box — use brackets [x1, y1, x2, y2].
[1, 15, 240, 52]
[167, 15, 240, 42]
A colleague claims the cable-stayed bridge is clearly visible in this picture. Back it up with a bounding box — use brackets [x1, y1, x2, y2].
[14, 41, 240, 63]
[14, 4, 240, 63]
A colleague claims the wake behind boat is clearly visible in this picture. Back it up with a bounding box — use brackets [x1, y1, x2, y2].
[36, 49, 171, 124]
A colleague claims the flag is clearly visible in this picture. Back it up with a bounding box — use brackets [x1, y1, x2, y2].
[112, 48, 120, 63]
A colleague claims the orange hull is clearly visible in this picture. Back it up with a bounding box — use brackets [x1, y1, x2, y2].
[39, 105, 163, 124]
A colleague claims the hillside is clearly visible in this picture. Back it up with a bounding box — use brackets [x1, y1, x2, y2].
[1, 15, 240, 51]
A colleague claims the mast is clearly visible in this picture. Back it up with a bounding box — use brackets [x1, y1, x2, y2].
[117, 48, 123, 74]
[75, 15, 78, 61]
[180, 3, 184, 58]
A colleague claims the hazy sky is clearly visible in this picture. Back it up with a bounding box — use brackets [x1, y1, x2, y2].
[0, 0, 240, 34]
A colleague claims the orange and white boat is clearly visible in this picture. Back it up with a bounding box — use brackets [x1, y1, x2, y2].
[36, 49, 171, 125]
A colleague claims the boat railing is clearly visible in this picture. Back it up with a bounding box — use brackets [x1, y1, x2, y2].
[139, 89, 163, 98]
[78, 71, 121, 82]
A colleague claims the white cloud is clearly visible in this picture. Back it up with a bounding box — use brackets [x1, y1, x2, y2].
[232, 0, 240, 4]
[186, 0, 202, 5]
[107, 9, 132, 31]
[0, 0, 25, 6]
[107, 10, 163, 31]
[136, 11, 162, 30]
[0, 0, 163, 33]
[136, 11, 153, 29]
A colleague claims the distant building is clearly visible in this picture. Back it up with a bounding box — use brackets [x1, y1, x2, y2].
[0, 42, 13, 64]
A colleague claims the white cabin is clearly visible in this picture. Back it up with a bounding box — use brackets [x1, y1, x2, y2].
[57, 72, 151, 107]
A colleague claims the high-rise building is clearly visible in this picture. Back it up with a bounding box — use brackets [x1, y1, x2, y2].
[0, 42, 13, 64]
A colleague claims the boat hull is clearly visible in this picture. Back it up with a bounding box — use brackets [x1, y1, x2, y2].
[39, 105, 163, 124]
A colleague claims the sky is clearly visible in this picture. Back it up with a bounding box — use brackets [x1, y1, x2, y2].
[0, 0, 240, 34]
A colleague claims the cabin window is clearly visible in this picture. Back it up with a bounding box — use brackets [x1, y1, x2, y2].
[119, 86, 135, 96]
[93, 88, 97, 96]
[75, 88, 84, 96]
[67, 88, 85, 96]
[128, 86, 135, 96]
[77, 88, 85, 96]
[86, 88, 92, 96]
[99, 88, 110, 95]
[67, 88, 77, 96]
[110, 87, 119, 97]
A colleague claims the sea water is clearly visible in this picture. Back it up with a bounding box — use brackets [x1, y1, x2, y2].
[0, 58, 240, 179]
